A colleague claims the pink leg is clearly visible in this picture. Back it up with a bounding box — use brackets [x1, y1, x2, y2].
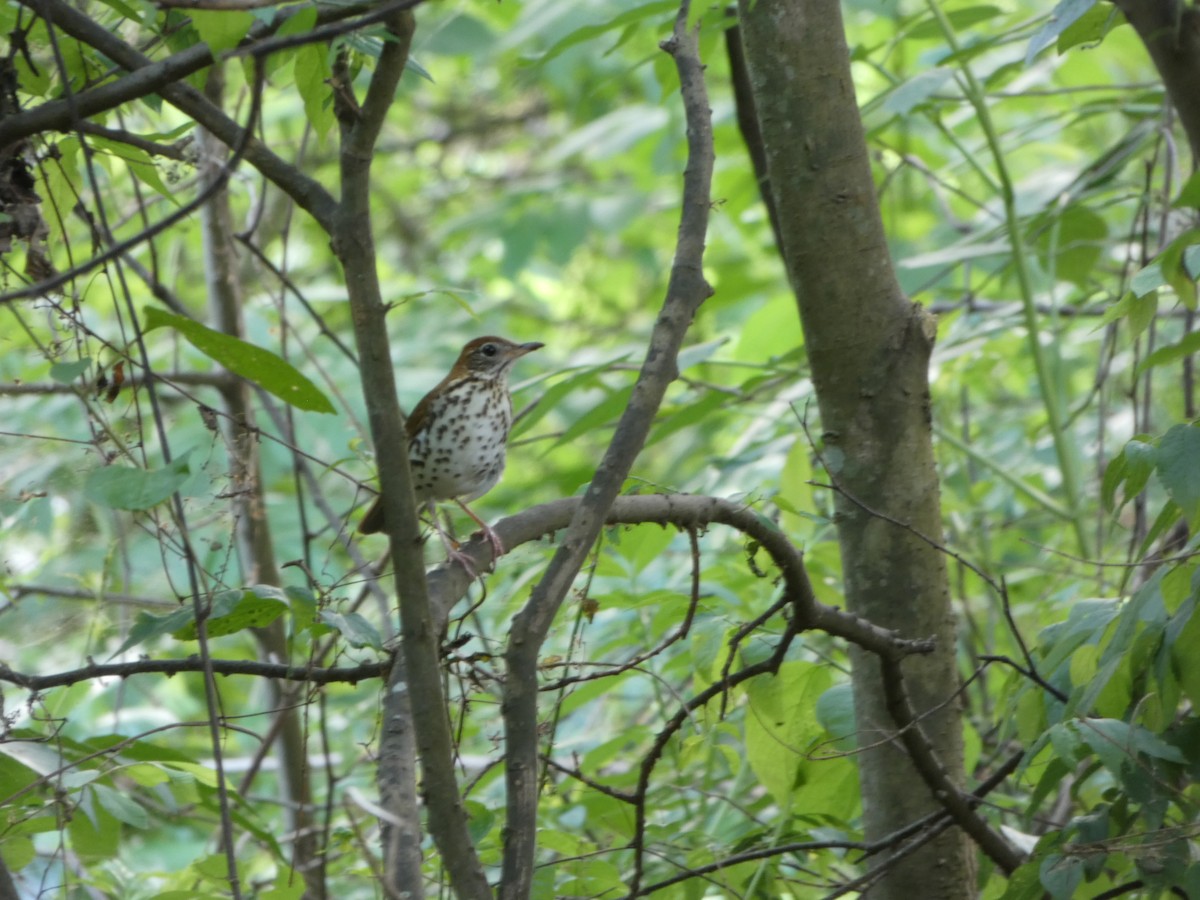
[454, 499, 505, 560]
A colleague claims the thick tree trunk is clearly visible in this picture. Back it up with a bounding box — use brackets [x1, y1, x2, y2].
[736, 2, 975, 896]
[1113, 0, 1200, 163]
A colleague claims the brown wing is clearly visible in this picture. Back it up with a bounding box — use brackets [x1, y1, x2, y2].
[406, 371, 453, 439]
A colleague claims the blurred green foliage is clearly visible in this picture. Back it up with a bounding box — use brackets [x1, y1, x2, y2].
[2, 0, 1200, 896]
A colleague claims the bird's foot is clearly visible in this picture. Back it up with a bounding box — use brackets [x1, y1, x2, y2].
[479, 524, 505, 561]
[446, 544, 484, 578]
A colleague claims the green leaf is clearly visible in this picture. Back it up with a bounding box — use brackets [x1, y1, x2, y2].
[286, 585, 319, 636]
[529, 0, 675, 66]
[113, 606, 194, 655]
[1131, 244, 1200, 299]
[814, 682, 856, 752]
[907, 5, 1003, 41]
[745, 661, 832, 806]
[881, 67, 954, 117]
[1003, 858, 1052, 900]
[174, 592, 288, 643]
[1039, 852, 1084, 899]
[1122, 438, 1158, 500]
[319, 611, 383, 650]
[1057, 2, 1121, 51]
[1069, 643, 1099, 686]
[1171, 604, 1200, 709]
[556, 386, 633, 446]
[94, 0, 151, 24]
[142, 307, 335, 414]
[189, 10, 254, 54]
[93, 783, 149, 829]
[0, 834, 35, 870]
[1100, 451, 1125, 512]
[69, 792, 120, 859]
[263, 6, 317, 78]
[1079, 718, 1187, 770]
[1045, 206, 1106, 286]
[39, 136, 81, 248]
[50, 358, 91, 383]
[1160, 227, 1200, 309]
[612, 522, 674, 575]
[1127, 290, 1158, 337]
[464, 800, 495, 844]
[778, 438, 814, 534]
[1174, 169, 1200, 210]
[421, 14, 496, 57]
[84, 450, 193, 510]
[172, 587, 289, 640]
[1026, 0, 1098, 63]
[90, 135, 176, 202]
[112, 587, 289, 651]
[1137, 499, 1185, 561]
[403, 55, 434, 83]
[295, 43, 334, 139]
[1156, 424, 1200, 524]
[1135, 330, 1200, 375]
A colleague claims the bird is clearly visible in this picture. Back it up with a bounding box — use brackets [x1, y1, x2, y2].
[358, 336, 544, 564]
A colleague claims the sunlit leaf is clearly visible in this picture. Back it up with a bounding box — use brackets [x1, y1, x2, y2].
[190, 10, 254, 54]
[142, 307, 336, 414]
[1026, 0, 1098, 63]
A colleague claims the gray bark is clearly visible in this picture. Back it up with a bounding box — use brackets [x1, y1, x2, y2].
[735, 1, 976, 896]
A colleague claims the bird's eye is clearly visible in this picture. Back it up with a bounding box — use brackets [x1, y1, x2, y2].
[481, 343, 498, 357]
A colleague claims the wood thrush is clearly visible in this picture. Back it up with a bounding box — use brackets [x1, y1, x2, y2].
[358, 336, 543, 560]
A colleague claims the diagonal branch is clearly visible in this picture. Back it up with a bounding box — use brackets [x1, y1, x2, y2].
[879, 656, 1022, 873]
[6, 0, 344, 229]
[498, 5, 716, 895]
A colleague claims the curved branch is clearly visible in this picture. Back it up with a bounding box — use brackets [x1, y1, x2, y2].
[428, 494, 934, 660]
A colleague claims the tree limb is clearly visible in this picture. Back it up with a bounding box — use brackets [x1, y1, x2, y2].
[879, 657, 1022, 873]
[498, 5, 716, 895]
[0, 657, 388, 691]
[1112, 0, 1200, 162]
[11, 0, 339, 229]
[329, 10, 488, 898]
[429, 494, 934, 659]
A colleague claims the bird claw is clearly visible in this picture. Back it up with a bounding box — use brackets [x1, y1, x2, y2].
[480, 524, 505, 560]
[447, 544, 484, 578]
[448, 527, 503, 577]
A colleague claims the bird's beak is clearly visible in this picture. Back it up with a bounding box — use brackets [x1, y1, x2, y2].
[515, 342, 545, 356]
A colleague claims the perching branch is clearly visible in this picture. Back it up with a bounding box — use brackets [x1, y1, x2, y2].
[429, 494, 935, 660]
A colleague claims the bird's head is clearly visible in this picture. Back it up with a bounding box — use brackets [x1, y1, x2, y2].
[454, 336, 544, 379]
